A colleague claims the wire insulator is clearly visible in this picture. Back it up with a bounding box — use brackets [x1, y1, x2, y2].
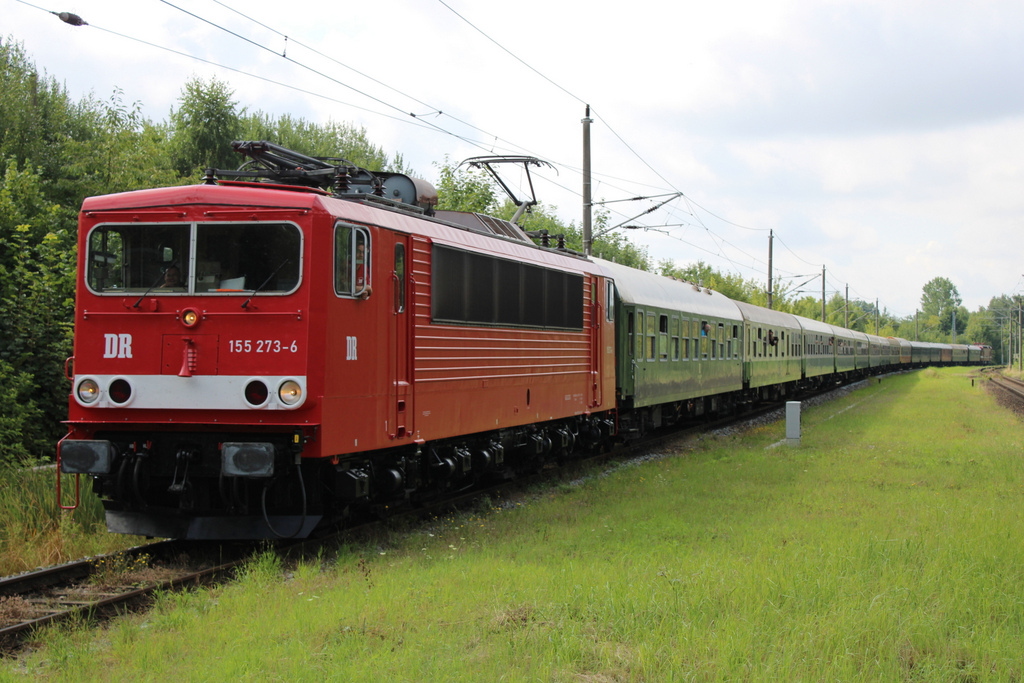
[57, 11, 88, 26]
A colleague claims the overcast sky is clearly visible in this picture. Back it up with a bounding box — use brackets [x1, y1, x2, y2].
[7, 0, 1024, 317]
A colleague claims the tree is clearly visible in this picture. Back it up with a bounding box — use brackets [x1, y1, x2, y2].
[657, 259, 763, 303]
[241, 113, 411, 173]
[920, 277, 962, 334]
[168, 77, 243, 177]
[434, 157, 498, 214]
[63, 89, 178, 197]
[0, 37, 96, 205]
[0, 163, 76, 460]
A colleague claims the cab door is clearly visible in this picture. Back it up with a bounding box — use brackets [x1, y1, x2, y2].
[388, 238, 413, 439]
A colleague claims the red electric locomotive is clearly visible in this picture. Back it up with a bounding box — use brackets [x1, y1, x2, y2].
[58, 142, 617, 539]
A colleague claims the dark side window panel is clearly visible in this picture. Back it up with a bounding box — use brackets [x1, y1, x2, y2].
[432, 245, 583, 329]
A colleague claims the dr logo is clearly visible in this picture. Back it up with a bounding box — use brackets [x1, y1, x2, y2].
[103, 333, 133, 359]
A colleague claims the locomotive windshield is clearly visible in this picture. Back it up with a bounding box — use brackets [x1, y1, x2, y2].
[86, 222, 302, 295]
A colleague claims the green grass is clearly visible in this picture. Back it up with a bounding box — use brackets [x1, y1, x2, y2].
[0, 466, 140, 575]
[7, 367, 1023, 681]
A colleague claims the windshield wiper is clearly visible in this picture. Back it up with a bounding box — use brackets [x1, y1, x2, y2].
[133, 263, 177, 308]
[241, 259, 290, 309]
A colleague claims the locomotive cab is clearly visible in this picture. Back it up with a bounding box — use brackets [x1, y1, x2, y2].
[59, 187, 324, 539]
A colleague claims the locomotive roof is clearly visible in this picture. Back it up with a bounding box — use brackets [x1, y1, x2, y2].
[593, 258, 743, 321]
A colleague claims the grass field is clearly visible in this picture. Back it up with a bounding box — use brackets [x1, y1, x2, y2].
[0, 466, 139, 576]
[6, 367, 1023, 681]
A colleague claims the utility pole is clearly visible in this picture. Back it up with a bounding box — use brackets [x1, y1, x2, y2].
[767, 230, 774, 310]
[875, 298, 879, 335]
[582, 106, 593, 256]
[821, 265, 826, 322]
[845, 285, 849, 328]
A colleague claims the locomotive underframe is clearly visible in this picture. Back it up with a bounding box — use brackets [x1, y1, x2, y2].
[72, 412, 617, 540]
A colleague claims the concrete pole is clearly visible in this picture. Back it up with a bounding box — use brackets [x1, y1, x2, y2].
[821, 265, 826, 322]
[582, 106, 593, 256]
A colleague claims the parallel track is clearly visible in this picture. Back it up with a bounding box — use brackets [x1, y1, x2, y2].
[988, 372, 1024, 401]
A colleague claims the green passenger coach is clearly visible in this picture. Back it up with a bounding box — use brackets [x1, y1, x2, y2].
[595, 258, 743, 430]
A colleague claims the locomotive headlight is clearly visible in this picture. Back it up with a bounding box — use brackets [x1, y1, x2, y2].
[278, 380, 303, 406]
[76, 378, 100, 404]
[181, 308, 200, 328]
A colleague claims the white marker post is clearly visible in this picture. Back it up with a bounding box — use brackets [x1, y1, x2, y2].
[786, 401, 801, 446]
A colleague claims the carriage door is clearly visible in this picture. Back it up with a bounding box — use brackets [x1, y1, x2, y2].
[389, 238, 413, 439]
[588, 275, 602, 408]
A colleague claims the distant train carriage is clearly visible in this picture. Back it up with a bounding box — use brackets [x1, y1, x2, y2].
[968, 345, 981, 364]
[950, 344, 969, 365]
[892, 337, 913, 365]
[833, 326, 864, 375]
[794, 316, 834, 384]
[865, 333, 892, 370]
[599, 258, 743, 427]
[733, 301, 802, 400]
[909, 341, 944, 365]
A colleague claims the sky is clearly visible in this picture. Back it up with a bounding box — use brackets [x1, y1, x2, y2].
[6, 0, 1024, 319]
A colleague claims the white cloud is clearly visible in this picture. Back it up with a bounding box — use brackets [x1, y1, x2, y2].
[7, 0, 1024, 316]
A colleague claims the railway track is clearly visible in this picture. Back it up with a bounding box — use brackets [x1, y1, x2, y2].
[988, 372, 1024, 399]
[0, 540, 264, 653]
[0, 376, 873, 654]
[985, 369, 1024, 414]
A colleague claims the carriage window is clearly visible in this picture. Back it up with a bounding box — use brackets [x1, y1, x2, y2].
[432, 245, 582, 329]
[671, 317, 680, 361]
[628, 311, 636, 357]
[394, 243, 406, 313]
[86, 222, 301, 295]
[335, 224, 371, 298]
[606, 281, 615, 322]
[659, 314, 669, 360]
[635, 312, 643, 357]
[646, 313, 656, 361]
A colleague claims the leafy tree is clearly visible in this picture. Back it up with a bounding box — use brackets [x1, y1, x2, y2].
[241, 113, 411, 173]
[657, 259, 763, 303]
[168, 76, 243, 177]
[0, 358, 45, 462]
[434, 157, 498, 214]
[63, 89, 178, 196]
[584, 225, 650, 270]
[964, 305, 997, 349]
[432, 159, 650, 268]
[920, 276, 962, 334]
[0, 37, 95, 205]
[0, 163, 76, 459]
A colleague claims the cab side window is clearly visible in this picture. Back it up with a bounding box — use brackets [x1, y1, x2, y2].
[335, 224, 371, 298]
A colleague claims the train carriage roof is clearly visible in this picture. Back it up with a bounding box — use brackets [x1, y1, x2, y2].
[732, 301, 802, 330]
[593, 258, 743, 322]
[793, 315, 833, 336]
